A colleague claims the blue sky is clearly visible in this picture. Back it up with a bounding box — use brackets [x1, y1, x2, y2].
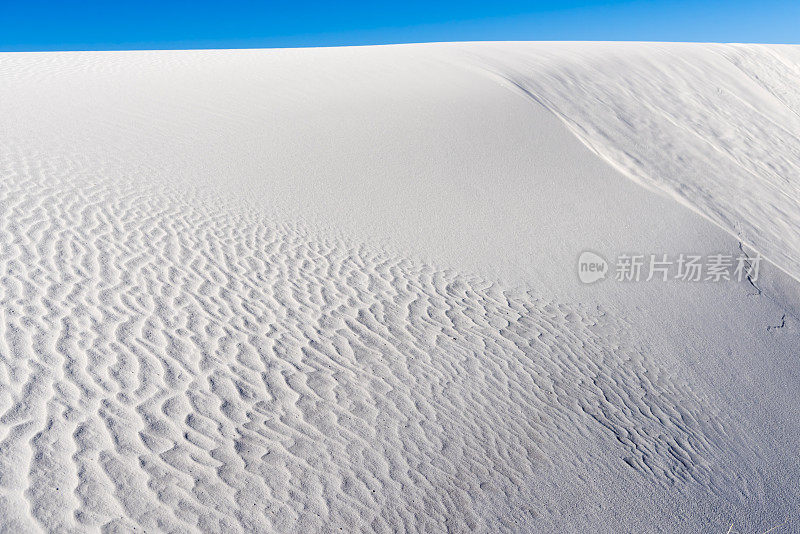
[2, 0, 798, 51]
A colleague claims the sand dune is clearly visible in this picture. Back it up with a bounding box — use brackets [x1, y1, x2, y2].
[0, 43, 798, 532]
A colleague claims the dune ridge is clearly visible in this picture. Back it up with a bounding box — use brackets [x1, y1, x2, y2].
[467, 42, 800, 281]
[0, 43, 798, 532]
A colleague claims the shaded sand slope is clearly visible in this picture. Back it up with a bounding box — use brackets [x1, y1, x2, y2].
[469, 42, 800, 283]
[0, 44, 798, 532]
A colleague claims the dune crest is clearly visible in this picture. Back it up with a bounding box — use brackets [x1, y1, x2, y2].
[0, 43, 798, 532]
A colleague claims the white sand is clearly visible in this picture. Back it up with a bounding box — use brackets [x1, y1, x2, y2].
[0, 43, 798, 532]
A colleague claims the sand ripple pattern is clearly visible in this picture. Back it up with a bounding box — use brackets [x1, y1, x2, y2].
[0, 157, 742, 532]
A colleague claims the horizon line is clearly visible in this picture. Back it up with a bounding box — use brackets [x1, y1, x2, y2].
[3, 39, 797, 54]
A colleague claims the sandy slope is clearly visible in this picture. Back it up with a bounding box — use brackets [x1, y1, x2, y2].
[0, 43, 798, 532]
